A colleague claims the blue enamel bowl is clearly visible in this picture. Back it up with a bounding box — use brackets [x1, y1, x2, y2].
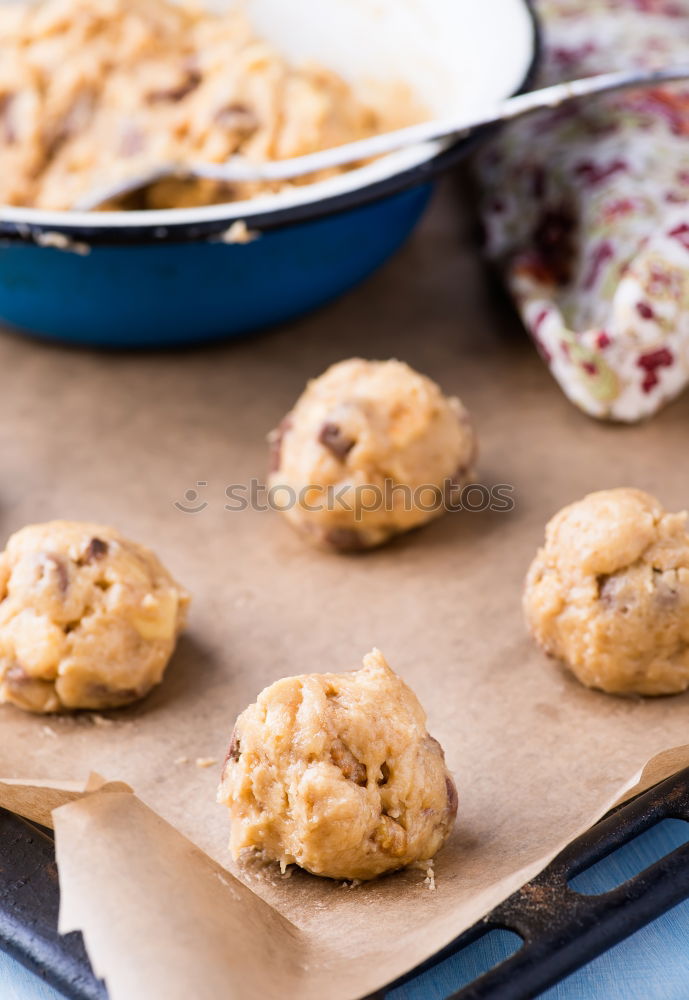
[0, 0, 538, 348]
[0, 180, 435, 349]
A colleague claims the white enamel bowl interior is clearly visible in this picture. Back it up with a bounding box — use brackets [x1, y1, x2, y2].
[0, 0, 536, 230]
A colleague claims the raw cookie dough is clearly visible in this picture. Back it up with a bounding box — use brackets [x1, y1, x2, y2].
[524, 488, 689, 696]
[217, 649, 458, 881]
[0, 520, 189, 713]
[268, 358, 477, 551]
[0, 0, 420, 211]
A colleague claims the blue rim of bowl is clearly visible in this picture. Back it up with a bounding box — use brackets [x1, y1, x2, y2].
[0, 1, 541, 247]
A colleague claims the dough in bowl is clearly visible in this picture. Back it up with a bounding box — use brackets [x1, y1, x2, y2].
[0, 520, 189, 713]
[524, 488, 689, 695]
[217, 648, 458, 881]
[0, 0, 420, 210]
[268, 358, 477, 551]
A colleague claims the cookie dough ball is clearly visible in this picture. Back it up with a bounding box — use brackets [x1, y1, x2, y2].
[524, 488, 689, 695]
[218, 649, 457, 880]
[268, 359, 476, 551]
[0, 521, 189, 713]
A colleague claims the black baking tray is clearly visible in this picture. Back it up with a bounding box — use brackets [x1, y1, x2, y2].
[3, 766, 689, 1000]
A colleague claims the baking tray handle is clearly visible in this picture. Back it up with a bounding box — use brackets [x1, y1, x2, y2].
[381, 765, 689, 1000]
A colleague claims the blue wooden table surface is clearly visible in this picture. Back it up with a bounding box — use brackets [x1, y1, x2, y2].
[3, 817, 689, 1000]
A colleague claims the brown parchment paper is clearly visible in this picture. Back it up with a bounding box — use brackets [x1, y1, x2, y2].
[1, 179, 689, 1000]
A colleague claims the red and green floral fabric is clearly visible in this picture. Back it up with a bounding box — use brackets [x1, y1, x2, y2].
[478, 0, 689, 420]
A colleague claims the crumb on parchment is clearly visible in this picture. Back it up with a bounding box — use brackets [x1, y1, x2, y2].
[424, 861, 436, 892]
[33, 231, 91, 255]
[409, 858, 436, 891]
[90, 714, 116, 727]
[220, 220, 260, 245]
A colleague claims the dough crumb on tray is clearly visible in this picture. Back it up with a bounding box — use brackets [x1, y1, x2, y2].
[217, 648, 458, 881]
[196, 756, 219, 769]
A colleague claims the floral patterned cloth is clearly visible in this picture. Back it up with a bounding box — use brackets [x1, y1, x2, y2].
[477, 0, 689, 421]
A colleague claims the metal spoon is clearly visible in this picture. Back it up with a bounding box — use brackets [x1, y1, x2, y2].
[74, 66, 689, 211]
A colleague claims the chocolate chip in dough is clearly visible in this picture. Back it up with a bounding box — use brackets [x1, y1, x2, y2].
[446, 775, 458, 815]
[0, 94, 16, 144]
[147, 70, 202, 104]
[225, 727, 241, 765]
[119, 125, 147, 157]
[80, 537, 109, 564]
[318, 422, 355, 460]
[85, 682, 140, 704]
[214, 103, 259, 138]
[331, 739, 368, 786]
[44, 554, 69, 593]
[5, 664, 29, 687]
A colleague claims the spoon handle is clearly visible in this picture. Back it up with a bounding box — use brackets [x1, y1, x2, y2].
[193, 66, 689, 185]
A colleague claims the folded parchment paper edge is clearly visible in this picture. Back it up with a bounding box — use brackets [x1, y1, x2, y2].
[3, 746, 689, 1000]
